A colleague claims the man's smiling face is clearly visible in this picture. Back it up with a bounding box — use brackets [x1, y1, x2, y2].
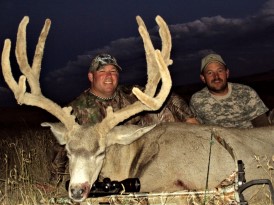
[89, 64, 119, 98]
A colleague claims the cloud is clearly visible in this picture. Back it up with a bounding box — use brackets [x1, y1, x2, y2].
[259, 0, 274, 17]
[42, 0, 274, 104]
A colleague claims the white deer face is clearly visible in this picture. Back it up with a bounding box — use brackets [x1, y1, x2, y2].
[66, 136, 106, 201]
[42, 123, 105, 201]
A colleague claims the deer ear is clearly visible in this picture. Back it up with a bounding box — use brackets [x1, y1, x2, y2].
[106, 124, 156, 146]
[41, 122, 68, 145]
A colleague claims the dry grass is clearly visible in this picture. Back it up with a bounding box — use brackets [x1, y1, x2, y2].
[0, 127, 68, 204]
[248, 154, 274, 205]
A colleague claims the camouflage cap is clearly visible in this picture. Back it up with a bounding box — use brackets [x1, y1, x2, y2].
[201, 53, 226, 72]
[89, 54, 122, 72]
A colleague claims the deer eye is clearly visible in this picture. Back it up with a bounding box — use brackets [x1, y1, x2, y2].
[97, 151, 105, 158]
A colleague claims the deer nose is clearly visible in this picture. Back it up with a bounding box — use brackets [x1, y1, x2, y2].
[71, 188, 84, 200]
[70, 186, 89, 201]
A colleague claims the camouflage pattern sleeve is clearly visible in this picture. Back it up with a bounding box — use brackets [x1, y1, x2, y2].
[189, 89, 207, 124]
[239, 83, 269, 121]
[165, 92, 194, 121]
[138, 92, 194, 125]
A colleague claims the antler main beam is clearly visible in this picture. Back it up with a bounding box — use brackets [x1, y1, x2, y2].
[1, 16, 77, 131]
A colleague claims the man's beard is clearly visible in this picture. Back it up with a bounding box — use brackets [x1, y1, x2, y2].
[206, 78, 228, 94]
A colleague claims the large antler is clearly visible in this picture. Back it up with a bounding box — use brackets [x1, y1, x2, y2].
[1, 16, 77, 131]
[96, 15, 172, 136]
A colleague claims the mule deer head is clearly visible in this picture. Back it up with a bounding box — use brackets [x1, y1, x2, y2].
[1, 15, 173, 202]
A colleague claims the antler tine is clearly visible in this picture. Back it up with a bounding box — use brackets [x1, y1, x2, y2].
[96, 17, 172, 137]
[1, 39, 20, 96]
[1, 16, 77, 131]
[156, 16, 173, 67]
[15, 16, 47, 95]
[136, 15, 172, 96]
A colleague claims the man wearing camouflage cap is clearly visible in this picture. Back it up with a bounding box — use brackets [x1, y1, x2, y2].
[190, 53, 269, 128]
[50, 53, 198, 183]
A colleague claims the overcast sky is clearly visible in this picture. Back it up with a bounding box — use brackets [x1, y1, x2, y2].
[0, 0, 273, 106]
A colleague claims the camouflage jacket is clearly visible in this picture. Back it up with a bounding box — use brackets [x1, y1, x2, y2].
[189, 83, 269, 128]
[69, 85, 194, 126]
